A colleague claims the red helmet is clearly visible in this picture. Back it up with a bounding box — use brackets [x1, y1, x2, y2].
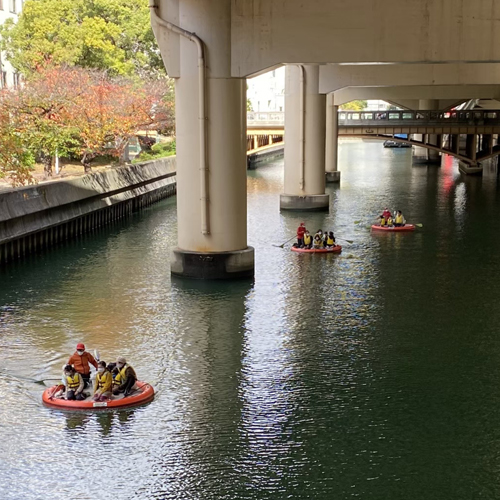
[76, 343, 85, 350]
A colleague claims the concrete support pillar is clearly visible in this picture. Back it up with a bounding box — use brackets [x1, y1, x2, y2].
[451, 134, 459, 154]
[466, 134, 477, 161]
[413, 100, 441, 165]
[168, 0, 253, 279]
[482, 134, 493, 154]
[325, 94, 340, 183]
[280, 65, 329, 211]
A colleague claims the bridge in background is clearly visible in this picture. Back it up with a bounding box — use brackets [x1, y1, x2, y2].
[247, 110, 500, 166]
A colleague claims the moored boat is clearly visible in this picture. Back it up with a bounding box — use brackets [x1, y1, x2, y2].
[371, 224, 415, 232]
[42, 380, 154, 410]
[291, 245, 342, 254]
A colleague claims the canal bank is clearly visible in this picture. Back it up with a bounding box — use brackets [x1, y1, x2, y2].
[0, 158, 176, 264]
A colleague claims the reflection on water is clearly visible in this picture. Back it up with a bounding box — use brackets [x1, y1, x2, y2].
[2, 141, 500, 499]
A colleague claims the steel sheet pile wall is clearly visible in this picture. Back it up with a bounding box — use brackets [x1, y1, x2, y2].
[0, 158, 177, 265]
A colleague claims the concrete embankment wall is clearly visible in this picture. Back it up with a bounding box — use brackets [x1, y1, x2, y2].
[0, 158, 177, 265]
[247, 145, 284, 169]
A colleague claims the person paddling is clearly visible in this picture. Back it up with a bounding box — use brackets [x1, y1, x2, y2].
[382, 208, 391, 219]
[326, 231, 336, 248]
[296, 222, 307, 248]
[67, 343, 98, 388]
[62, 365, 85, 401]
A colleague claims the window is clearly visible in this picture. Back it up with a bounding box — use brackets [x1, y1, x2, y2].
[0, 1, 3, 11]
[361, 113, 373, 120]
[13, 72, 20, 88]
[402, 113, 413, 119]
[9, 0, 15, 13]
[388, 113, 400, 120]
[1, 72, 6, 89]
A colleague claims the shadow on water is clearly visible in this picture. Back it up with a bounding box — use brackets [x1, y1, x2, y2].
[59, 408, 137, 437]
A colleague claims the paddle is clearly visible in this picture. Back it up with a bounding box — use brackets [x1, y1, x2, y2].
[336, 237, 353, 244]
[415, 223, 423, 228]
[272, 235, 297, 248]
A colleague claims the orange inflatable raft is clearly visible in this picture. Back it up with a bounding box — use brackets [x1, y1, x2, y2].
[371, 224, 415, 232]
[291, 245, 342, 254]
[42, 381, 154, 410]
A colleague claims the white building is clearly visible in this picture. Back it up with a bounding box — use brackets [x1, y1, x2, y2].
[0, 0, 22, 89]
[247, 67, 392, 114]
[247, 66, 285, 112]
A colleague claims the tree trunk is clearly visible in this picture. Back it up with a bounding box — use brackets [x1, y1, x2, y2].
[81, 153, 92, 174]
[42, 154, 52, 178]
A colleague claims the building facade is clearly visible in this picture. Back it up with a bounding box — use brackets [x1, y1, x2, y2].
[0, 0, 22, 89]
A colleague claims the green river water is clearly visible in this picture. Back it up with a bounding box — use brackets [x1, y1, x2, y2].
[2, 140, 500, 499]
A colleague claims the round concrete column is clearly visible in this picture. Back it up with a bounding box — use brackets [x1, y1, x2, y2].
[171, 0, 253, 279]
[413, 100, 441, 165]
[325, 94, 340, 183]
[280, 65, 329, 211]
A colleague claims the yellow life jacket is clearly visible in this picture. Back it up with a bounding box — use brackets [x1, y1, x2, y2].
[96, 371, 111, 389]
[380, 218, 386, 226]
[304, 234, 312, 245]
[66, 373, 81, 390]
[327, 236, 334, 246]
[395, 214, 403, 224]
[387, 217, 393, 226]
[114, 364, 130, 386]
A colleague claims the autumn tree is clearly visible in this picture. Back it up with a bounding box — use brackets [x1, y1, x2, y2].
[0, 0, 163, 78]
[59, 71, 157, 172]
[0, 94, 35, 186]
[339, 100, 368, 111]
[6, 66, 84, 177]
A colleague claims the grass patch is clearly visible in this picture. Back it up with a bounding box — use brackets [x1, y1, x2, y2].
[132, 140, 176, 163]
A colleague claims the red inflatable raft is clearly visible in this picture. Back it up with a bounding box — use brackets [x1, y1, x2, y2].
[371, 224, 415, 232]
[291, 245, 342, 254]
[42, 381, 154, 410]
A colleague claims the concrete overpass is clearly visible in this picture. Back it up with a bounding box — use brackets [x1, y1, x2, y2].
[150, 0, 500, 279]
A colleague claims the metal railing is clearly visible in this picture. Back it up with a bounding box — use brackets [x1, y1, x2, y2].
[247, 111, 284, 126]
[247, 109, 500, 127]
[338, 109, 500, 126]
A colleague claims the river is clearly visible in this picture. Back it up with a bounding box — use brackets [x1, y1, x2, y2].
[2, 139, 500, 499]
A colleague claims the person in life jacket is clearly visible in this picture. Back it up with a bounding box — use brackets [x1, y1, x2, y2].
[382, 208, 392, 220]
[296, 222, 307, 247]
[314, 229, 323, 244]
[313, 234, 323, 249]
[67, 343, 98, 388]
[379, 215, 387, 226]
[326, 231, 336, 248]
[93, 361, 113, 402]
[386, 215, 394, 226]
[112, 357, 137, 398]
[394, 210, 405, 227]
[63, 365, 85, 401]
[303, 231, 312, 249]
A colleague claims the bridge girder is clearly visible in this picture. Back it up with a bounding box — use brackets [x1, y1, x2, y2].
[333, 85, 500, 109]
[320, 63, 500, 94]
[154, 0, 500, 78]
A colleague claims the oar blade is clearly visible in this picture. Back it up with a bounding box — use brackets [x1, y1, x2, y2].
[415, 223, 423, 228]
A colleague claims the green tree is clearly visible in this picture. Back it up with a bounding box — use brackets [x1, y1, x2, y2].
[0, 93, 35, 186]
[0, 0, 163, 77]
[339, 100, 367, 111]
